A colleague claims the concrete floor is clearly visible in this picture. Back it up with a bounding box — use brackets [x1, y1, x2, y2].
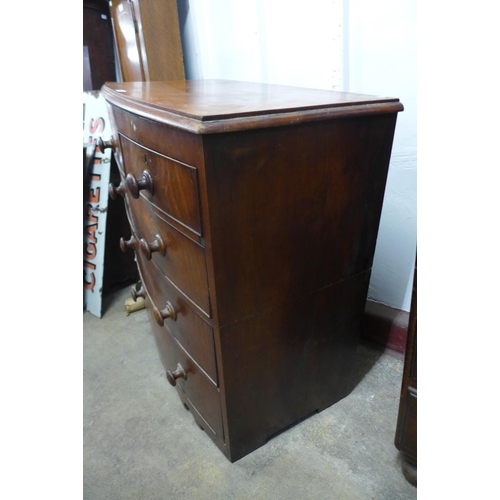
[84, 285, 417, 500]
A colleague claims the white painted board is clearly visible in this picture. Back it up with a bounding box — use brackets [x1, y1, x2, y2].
[83, 91, 113, 318]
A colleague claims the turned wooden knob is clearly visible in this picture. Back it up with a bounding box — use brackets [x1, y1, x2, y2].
[125, 170, 154, 198]
[139, 234, 166, 260]
[166, 363, 187, 386]
[153, 301, 176, 326]
[131, 287, 146, 302]
[109, 181, 126, 200]
[98, 136, 113, 152]
[119, 234, 138, 253]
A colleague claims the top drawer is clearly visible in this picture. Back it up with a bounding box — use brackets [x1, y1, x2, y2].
[119, 135, 203, 236]
[112, 107, 203, 167]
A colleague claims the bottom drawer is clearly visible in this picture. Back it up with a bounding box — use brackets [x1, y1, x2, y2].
[136, 249, 218, 384]
[145, 300, 224, 440]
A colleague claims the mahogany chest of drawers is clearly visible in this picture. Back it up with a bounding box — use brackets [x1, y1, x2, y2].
[102, 80, 403, 462]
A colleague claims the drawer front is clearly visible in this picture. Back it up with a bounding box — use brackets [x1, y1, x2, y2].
[119, 135, 202, 235]
[124, 195, 210, 314]
[112, 107, 203, 168]
[137, 251, 217, 384]
[145, 298, 223, 439]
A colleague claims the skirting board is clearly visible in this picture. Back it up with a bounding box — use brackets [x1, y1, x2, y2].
[362, 300, 409, 353]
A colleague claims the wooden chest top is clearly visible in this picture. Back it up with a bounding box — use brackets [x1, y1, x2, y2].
[102, 80, 403, 133]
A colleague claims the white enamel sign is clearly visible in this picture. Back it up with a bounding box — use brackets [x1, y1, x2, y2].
[83, 91, 112, 318]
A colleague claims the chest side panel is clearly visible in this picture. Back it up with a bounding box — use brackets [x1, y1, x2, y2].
[218, 271, 371, 462]
[203, 114, 398, 326]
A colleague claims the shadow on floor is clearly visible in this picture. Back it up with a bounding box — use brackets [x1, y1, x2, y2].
[349, 337, 390, 390]
[100, 279, 138, 316]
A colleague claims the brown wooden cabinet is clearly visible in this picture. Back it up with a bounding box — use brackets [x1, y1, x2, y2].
[102, 80, 403, 462]
[395, 261, 417, 485]
[109, 0, 185, 82]
[83, 2, 117, 91]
